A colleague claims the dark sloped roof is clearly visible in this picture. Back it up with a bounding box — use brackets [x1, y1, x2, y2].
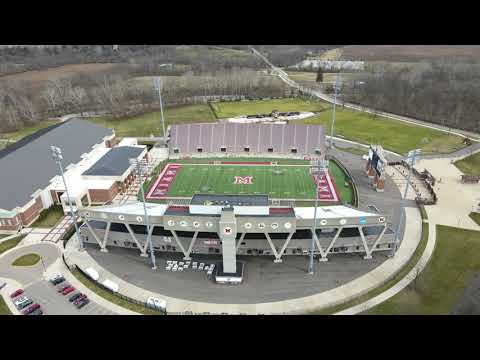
[82, 146, 144, 177]
[0, 118, 113, 211]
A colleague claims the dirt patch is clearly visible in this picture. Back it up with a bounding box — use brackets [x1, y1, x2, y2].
[0, 63, 119, 90]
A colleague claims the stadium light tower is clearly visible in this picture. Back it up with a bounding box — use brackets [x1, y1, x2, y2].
[329, 74, 342, 149]
[153, 77, 167, 146]
[308, 159, 329, 274]
[50, 146, 83, 251]
[130, 158, 157, 270]
[391, 148, 422, 257]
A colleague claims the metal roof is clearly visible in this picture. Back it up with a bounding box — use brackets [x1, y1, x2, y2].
[0, 118, 113, 211]
[82, 146, 144, 177]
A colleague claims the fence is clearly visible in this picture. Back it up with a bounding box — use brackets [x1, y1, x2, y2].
[74, 265, 167, 315]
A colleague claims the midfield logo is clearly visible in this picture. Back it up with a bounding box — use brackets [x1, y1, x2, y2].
[233, 176, 253, 185]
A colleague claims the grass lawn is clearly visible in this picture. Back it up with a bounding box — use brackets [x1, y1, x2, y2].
[148, 160, 353, 204]
[71, 269, 162, 315]
[31, 205, 64, 228]
[12, 253, 41, 266]
[210, 98, 330, 118]
[365, 225, 480, 315]
[0, 235, 25, 255]
[454, 151, 480, 176]
[0, 120, 60, 142]
[0, 295, 12, 315]
[469, 212, 480, 226]
[87, 104, 217, 137]
[309, 222, 429, 314]
[300, 108, 465, 155]
[335, 146, 369, 156]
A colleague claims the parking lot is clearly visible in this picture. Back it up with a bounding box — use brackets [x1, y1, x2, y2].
[20, 279, 116, 315]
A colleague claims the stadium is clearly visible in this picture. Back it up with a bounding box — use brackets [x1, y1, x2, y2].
[77, 122, 397, 284]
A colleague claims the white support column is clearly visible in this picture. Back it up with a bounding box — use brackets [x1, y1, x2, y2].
[236, 233, 246, 251]
[276, 232, 295, 262]
[125, 223, 148, 257]
[101, 221, 111, 252]
[319, 227, 343, 262]
[183, 231, 199, 260]
[264, 232, 281, 263]
[358, 226, 372, 260]
[365, 225, 388, 258]
[85, 220, 105, 252]
[141, 225, 155, 254]
[312, 231, 327, 259]
[170, 230, 190, 259]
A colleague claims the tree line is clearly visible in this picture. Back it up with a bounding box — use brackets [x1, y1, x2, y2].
[342, 61, 480, 133]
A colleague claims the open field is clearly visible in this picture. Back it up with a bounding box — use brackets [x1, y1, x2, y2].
[31, 205, 64, 228]
[364, 225, 480, 315]
[339, 45, 480, 62]
[0, 63, 119, 91]
[300, 108, 465, 155]
[88, 104, 217, 137]
[0, 119, 60, 143]
[0, 295, 11, 315]
[210, 98, 330, 118]
[175, 45, 256, 60]
[285, 71, 365, 86]
[12, 253, 41, 266]
[454, 151, 480, 175]
[147, 161, 353, 204]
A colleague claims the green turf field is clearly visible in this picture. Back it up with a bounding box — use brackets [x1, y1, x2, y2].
[155, 161, 353, 204]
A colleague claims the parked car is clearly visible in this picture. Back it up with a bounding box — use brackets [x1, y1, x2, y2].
[69, 293, 83, 302]
[27, 308, 43, 315]
[13, 296, 29, 307]
[76, 298, 90, 309]
[17, 298, 33, 310]
[52, 277, 65, 285]
[62, 286, 75, 295]
[57, 284, 70, 293]
[23, 303, 40, 315]
[178, 267, 184, 272]
[49, 274, 63, 283]
[73, 294, 87, 306]
[0, 281, 6, 290]
[10, 289, 24, 299]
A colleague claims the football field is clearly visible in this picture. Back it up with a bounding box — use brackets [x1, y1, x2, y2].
[146, 162, 352, 202]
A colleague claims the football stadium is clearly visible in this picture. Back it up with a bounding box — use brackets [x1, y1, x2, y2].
[77, 122, 397, 285]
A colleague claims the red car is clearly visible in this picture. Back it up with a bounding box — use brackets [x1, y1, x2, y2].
[10, 289, 24, 299]
[62, 286, 75, 295]
[23, 303, 40, 315]
[57, 284, 70, 293]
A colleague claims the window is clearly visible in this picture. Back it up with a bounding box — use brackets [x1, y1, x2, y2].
[258, 250, 264, 255]
[247, 249, 252, 254]
[220, 147, 226, 153]
[215, 248, 220, 253]
[268, 147, 274, 153]
[356, 246, 360, 250]
[132, 243, 137, 248]
[315, 149, 322, 155]
[173, 148, 179, 154]
[291, 148, 297, 154]
[113, 241, 117, 245]
[197, 148, 203, 153]
[376, 244, 381, 249]
[244, 147, 250, 152]
[241, 242, 246, 246]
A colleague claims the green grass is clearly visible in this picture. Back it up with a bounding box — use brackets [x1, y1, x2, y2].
[210, 98, 330, 118]
[0, 120, 60, 142]
[30, 205, 64, 228]
[335, 146, 369, 156]
[0, 235, 25, 255]
[454, 151, 480, 176]
[0, 234, 9, 240]
[87, 104, 217, 137]
[309, 221, 430, 314]
[148, 161, 353, 204]
[71, 269, 163, 315]
[469, 212, 480, 226]
[12, 253, 41, 266]
[0, 295, 12, 315]
[300, 108, 465, 155]
[365, 225, 480, 315]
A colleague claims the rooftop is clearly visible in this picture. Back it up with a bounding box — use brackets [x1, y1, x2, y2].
[82, 146, 145, 177]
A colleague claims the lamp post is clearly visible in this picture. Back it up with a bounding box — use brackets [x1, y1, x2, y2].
[50, 146, 83, 251]
[308, 159, 329, 274]
[129, 158, 157, 270]
[330, 74, 342, 149]
[391, 148, 421, 257]
[153, 77, 167, 147]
